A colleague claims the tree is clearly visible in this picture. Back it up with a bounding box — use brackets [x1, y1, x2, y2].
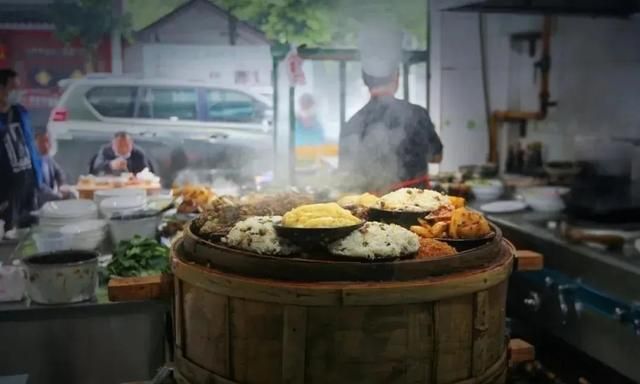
[127, 0, 427, 48]
[50, 0, 132, 72]
[215, 0, 427, 48]
[127, 0, 186, 31]
[214, 0, 333, 46]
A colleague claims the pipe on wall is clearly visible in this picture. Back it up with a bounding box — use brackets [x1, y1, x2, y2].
[487, 15, 555, 163]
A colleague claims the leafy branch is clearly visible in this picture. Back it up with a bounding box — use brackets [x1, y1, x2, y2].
[50, 0, 132, 72]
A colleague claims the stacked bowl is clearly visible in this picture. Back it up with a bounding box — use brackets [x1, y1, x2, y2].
[38, 200, 99, 230]
[100, 195, 147, 218]
[93, 188, 146, 210]
[60, 219, 107, 250]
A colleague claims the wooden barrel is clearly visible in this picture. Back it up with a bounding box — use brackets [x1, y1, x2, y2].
[172, 237, 513, 384]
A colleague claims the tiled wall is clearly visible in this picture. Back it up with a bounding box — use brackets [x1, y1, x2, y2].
[431, 3, 640, 172]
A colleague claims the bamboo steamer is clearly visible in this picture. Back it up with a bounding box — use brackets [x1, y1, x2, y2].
[172, 229, 514, 384]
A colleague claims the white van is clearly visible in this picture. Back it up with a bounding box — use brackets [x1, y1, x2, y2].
[47, 76, 274, 185]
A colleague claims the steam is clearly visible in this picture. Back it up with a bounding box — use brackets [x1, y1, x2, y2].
[339, 121, 406, 192]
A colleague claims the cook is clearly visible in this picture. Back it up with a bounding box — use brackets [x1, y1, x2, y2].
[339, 22, 443, 194]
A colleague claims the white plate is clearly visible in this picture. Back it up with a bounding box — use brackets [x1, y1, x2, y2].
[40, 199, 97, 218]
[480, 200, 528, 214]
[39, 214, 98, 229]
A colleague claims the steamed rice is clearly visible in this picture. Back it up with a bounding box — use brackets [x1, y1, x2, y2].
[375, 188, 450, 212]
[223, 216, 299, 255]
[328, 222, 419, 260]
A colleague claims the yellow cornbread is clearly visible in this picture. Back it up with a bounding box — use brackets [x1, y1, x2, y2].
[282, 203, 362, 228]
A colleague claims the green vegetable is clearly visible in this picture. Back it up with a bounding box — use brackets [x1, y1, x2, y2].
[107, 236, 170, 277]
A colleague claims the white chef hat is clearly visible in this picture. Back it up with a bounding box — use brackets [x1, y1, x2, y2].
[358, 21, 403, 78]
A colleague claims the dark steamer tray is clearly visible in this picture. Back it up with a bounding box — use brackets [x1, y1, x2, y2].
[367, 208, 429, 229]
[435, 224, 498, 251]
[180, 224, 504, 282]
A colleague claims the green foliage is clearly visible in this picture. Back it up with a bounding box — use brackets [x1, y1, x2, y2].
[127, 0, 427, 48]
[107, 236, 170, 277]
[214, 0, 335, 46]
[50, 0, 132, 66]
[216, 0, 427, 47]
[127, 0, 187, 31]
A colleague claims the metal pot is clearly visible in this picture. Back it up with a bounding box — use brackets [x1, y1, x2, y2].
[23, 250, 98, 304]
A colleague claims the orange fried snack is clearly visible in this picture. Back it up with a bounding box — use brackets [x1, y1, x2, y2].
[424, 204, 454, 223]
[417, 238, 457, 259]
[448, 196, 466, 209]
[449, 208, 492, 239]
[174, 185, 216, 213]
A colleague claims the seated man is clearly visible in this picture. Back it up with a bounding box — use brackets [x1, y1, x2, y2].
[91, 131, 154, 175]
[35, 130, 71, 204]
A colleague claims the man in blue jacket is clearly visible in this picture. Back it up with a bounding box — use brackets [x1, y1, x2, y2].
[0, 69, 43, 230]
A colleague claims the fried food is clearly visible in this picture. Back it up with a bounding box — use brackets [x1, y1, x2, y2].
[411, 225, 433, 238]
[449, 208, 492, 239]
[424, 205, 454, 222]
[192, 196, 244, 239]
[448, 196, 466, 209]
[411, 221, 449, 238]
[414, 206, 492, 240]
[431, 221, 449, 237]
[173, 185, 216, 213]
[417, 238, 457, 259]
[282, 203, 361, 228]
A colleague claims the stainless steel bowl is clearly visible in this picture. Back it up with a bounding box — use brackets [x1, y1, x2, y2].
[23, 250, 98, 304]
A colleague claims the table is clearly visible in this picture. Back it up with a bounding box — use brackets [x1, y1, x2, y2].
[76, 183, 162, 200]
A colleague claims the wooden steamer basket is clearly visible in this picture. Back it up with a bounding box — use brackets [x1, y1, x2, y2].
[172, 224, 514, 384]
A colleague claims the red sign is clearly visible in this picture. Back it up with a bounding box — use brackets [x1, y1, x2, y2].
[21, 88, 60, 109]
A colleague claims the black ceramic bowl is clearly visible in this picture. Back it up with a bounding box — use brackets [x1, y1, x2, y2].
[274, 222, 365, 247]
[367, 208, 429, 229]
[435, 224, 498, 251]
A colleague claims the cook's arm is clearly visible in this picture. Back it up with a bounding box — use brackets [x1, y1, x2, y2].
[420, 110, 443, 163]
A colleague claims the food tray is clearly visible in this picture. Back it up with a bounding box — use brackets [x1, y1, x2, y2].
[180, 224, 505, 282]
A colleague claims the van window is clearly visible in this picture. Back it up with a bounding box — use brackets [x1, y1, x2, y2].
[139, 87, 198, 120]
[86, 86, 136, 118]
[206, 89, 262, 123]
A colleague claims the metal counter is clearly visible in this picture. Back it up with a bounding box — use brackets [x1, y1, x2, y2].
[0, 297, 169, 384]
[485, 209, 640, 382]
[487, 210, 640, 301]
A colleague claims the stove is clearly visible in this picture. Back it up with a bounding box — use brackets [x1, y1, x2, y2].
[491, 212, 640, 382]
[526, 214, 640, 259]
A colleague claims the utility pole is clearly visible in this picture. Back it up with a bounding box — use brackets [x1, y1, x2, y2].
[111, 0, 124, 74]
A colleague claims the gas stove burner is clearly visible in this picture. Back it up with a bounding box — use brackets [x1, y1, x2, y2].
[544, 217, 640, 254]
[564, 217, 640, 232]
